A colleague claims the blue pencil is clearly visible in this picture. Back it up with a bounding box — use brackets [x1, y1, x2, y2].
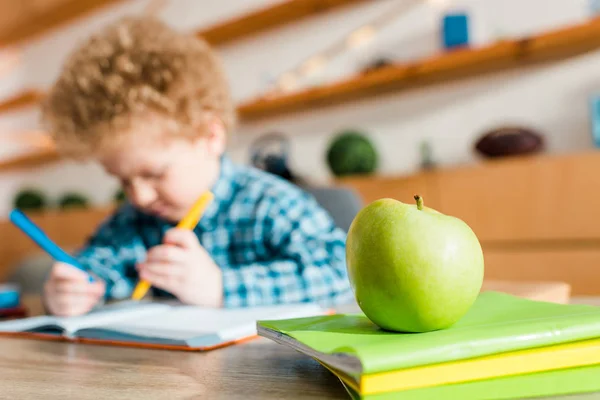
[9, 209, 94, 283]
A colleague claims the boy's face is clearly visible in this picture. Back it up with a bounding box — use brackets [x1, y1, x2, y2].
[98, 116, 226, 223]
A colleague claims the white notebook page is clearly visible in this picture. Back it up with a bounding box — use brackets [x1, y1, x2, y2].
[58, 302, 170, 334]
[0, 302, 169, 336]
[94, 303, 324, 341]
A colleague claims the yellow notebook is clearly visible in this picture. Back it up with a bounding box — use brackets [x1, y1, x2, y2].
[325, 362, 600, 400]
[330, 338, 600, 395]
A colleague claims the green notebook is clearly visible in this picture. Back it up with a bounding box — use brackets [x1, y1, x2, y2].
[257, 292, 600, 376]
[333, 364, 600, 400]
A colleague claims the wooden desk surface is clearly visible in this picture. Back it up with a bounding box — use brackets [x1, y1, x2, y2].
[0, 295, 598, 399]
[0, 336, 348, 399]
[0, 296, 348, 399]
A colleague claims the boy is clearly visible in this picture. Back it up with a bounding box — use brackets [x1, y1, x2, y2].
[40, 16, 353, 316]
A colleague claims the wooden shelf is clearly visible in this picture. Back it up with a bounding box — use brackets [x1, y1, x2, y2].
[238, 17, 600, 121]
[6, 16, 600, 170]
[0, 149, 60, 172]
[0, 89, 45, 114]
[198, 0, 367, 46]
[0, 0, 365, 49]
[0, 0, 367, 115]
[0, 0, 124, 47]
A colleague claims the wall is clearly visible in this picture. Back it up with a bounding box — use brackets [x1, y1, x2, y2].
[0, 50, 31, 167]
[0, 0, 599, 215]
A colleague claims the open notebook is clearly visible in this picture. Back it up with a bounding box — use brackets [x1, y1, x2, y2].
[0, 300, 324, 350]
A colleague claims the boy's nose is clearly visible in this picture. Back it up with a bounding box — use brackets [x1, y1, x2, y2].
[129, 180, 158, 208]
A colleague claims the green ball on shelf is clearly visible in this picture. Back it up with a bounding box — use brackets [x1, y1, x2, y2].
[326, 130, 378, 177]
[13, 189, 48, 211]
[58, 192, 90, 210]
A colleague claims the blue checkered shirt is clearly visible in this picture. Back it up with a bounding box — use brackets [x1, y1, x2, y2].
[76, 155, 353, 307]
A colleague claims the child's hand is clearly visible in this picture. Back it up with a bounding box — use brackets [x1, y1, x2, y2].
[43, 262, 106, 317]
[137, 229, 223, 307]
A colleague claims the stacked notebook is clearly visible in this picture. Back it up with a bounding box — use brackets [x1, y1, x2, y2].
[258, 291, 600, 399]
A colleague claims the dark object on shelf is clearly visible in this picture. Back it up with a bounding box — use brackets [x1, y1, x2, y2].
[250, 132, 299, 183]
[13, 188, 48, 211]
[58, 192, 90, 209]
[362, 57, 394, 74]
[420, 140, 436, 170]
[475, 127, 544, 158]
[326, 130, 378, 177]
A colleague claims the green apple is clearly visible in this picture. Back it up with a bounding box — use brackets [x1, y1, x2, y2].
[345, 195, 484, 333]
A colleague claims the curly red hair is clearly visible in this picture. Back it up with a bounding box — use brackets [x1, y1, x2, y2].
[42, 16, 235, 157]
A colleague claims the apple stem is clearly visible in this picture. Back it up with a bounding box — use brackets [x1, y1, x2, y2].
[414, 195, 424, 210]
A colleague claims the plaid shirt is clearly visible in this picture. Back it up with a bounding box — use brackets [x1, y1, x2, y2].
[76, 155, 353, 308]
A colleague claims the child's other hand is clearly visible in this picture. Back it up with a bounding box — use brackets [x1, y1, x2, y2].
[137, 228, 223, 307]
[43, 262, 106, 317]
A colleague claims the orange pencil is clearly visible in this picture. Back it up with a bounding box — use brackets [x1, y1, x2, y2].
[131, 191, 215, 300]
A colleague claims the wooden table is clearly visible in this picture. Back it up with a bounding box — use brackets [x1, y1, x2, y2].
[0, 336, 350, 399]
[0, 294, 598, 399]
[0, 296, 349, 399]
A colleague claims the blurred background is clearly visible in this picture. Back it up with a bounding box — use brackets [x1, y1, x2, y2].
[1, 0, 599, 312]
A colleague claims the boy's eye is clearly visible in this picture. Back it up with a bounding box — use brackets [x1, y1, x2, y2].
[144, 165, 170, 180]
[140, 169, 167, 180]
